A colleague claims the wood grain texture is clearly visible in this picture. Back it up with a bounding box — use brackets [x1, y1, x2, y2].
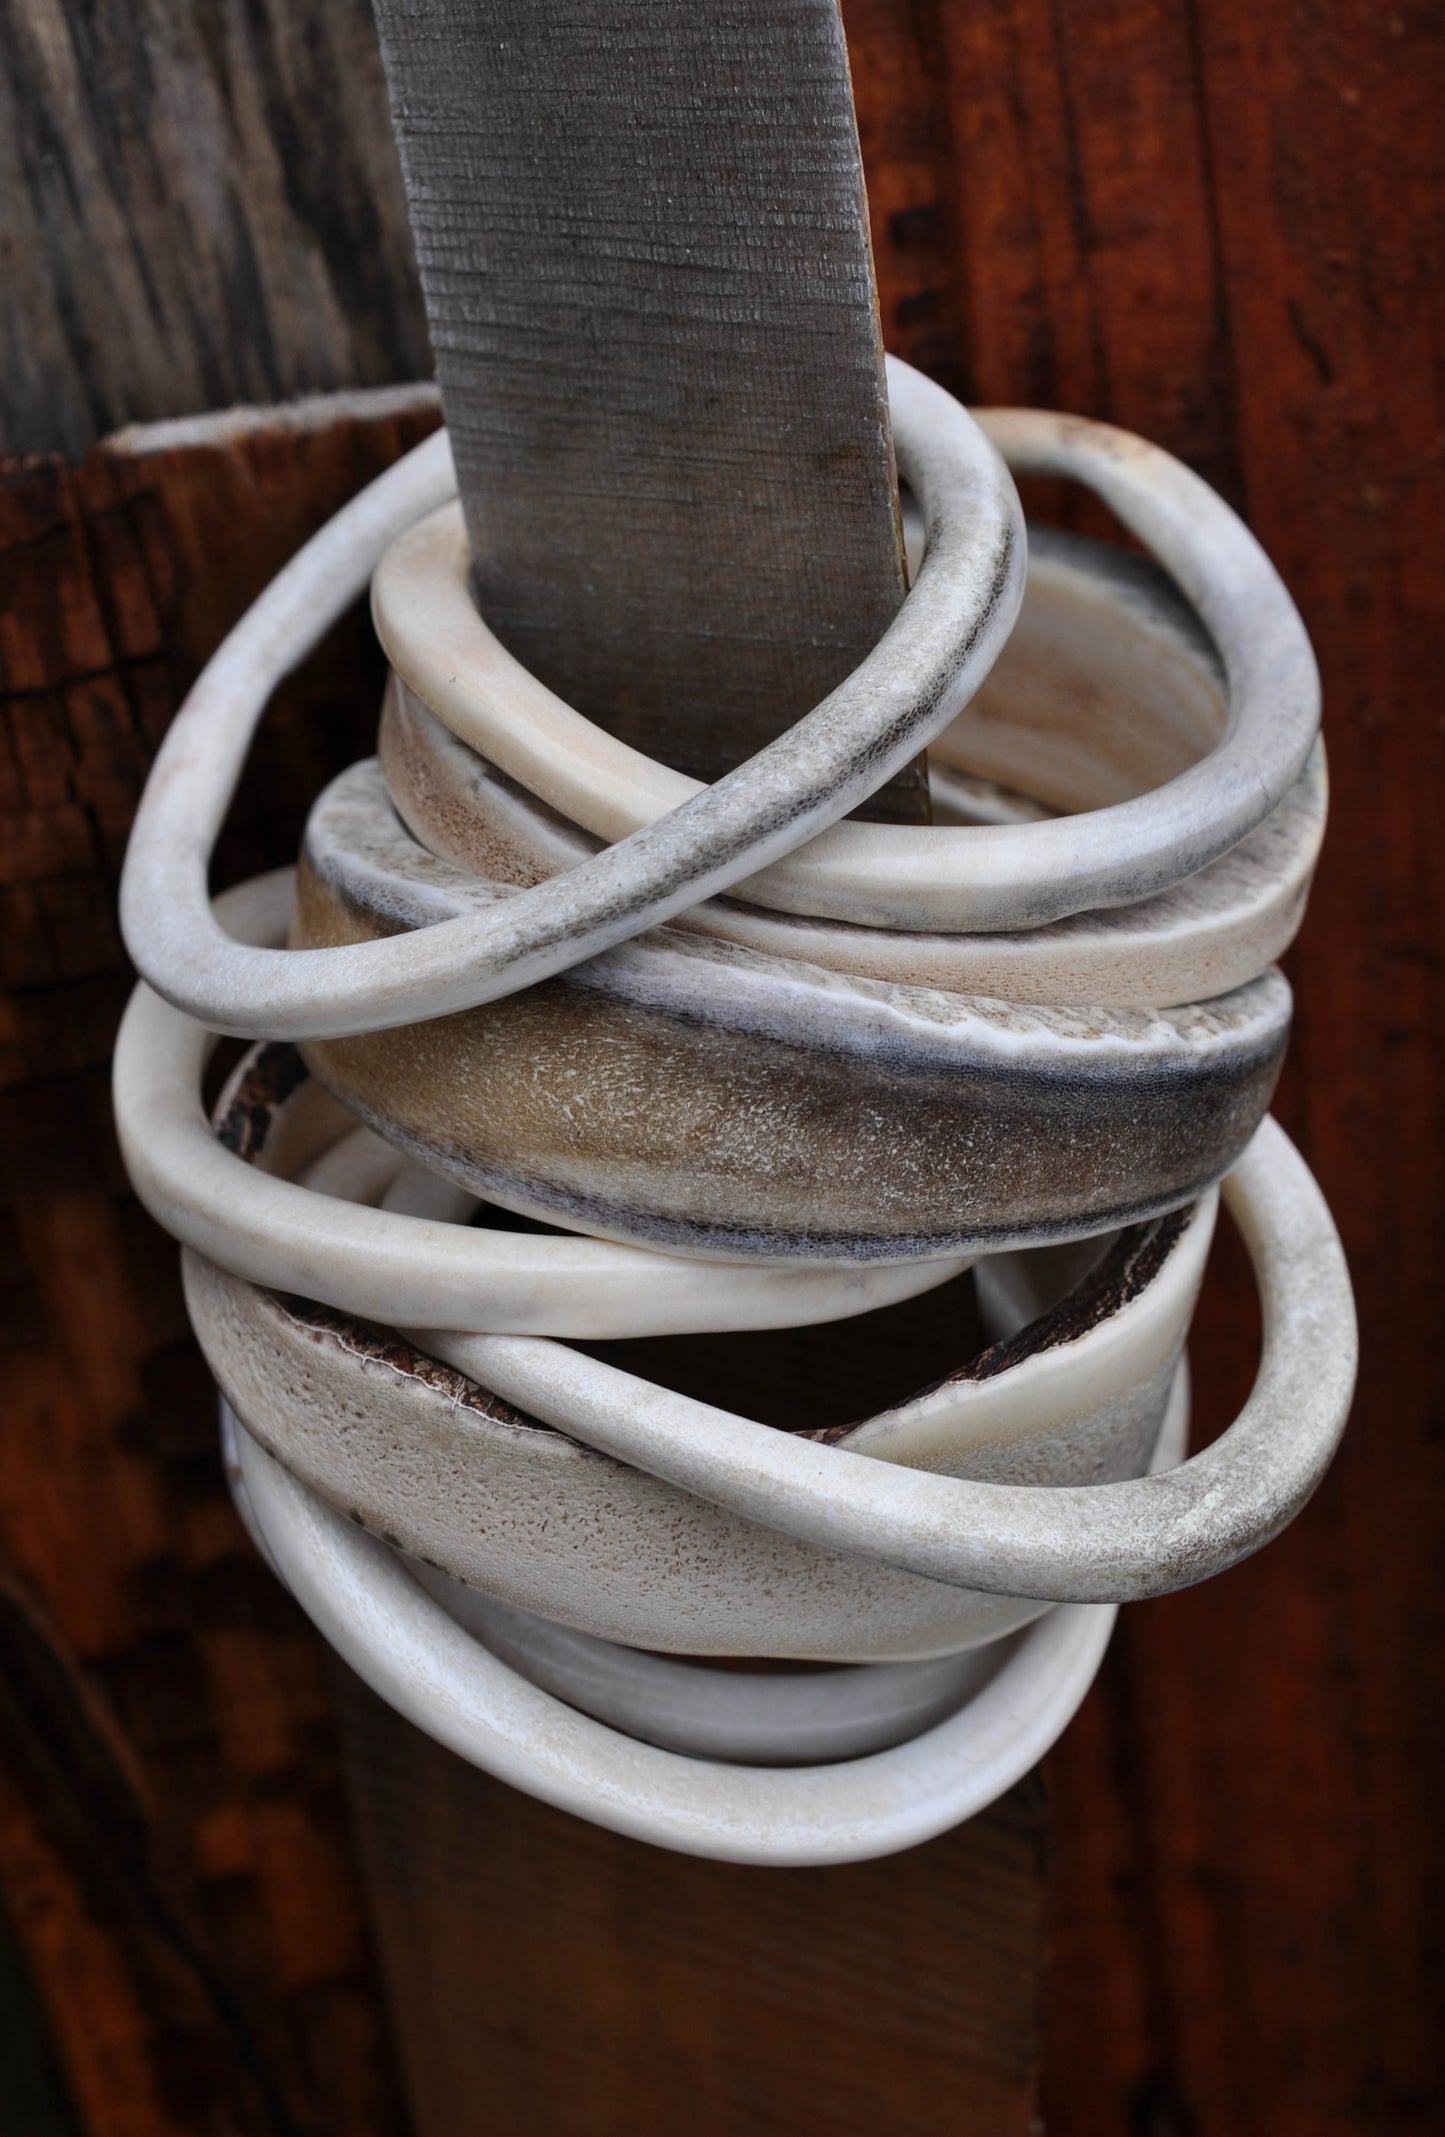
[0, 0, 430, 460]
[841, 1, 1444, 2128]
[369, 0, 926, 812]
[0, 394, 443, 2137]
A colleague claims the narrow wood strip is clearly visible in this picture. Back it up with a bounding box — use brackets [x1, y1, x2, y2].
[343, 13, 1032, 2125]
[369, 0, 927, 815]
[335, 1667, 1045, 2137]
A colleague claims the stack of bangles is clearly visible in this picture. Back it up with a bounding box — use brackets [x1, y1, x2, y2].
[114, 357, 1355, 1865]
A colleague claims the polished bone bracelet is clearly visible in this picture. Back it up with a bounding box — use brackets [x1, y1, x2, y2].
[119, 359, 1025, 1040]
[379, 524, 1327, 1012]
[225, 1410, 1159, 1868]
[116, 360, 1356, 1862]
[114, 880, 971, 1336]
[293, 763, 1289, 1259]
[373, 395, 1321, 936]
[187, 1042, 1217, 1655]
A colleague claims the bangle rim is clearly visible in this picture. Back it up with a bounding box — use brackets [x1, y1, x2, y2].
[376, 384, 1319, 936]
[119, 360, 1023, 1039]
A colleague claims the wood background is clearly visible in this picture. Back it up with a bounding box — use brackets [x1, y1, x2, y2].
[1, 0, 1441, 2131]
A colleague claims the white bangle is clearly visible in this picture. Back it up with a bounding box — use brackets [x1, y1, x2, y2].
[230, 1416, 1125, 1866]
[377, 379, 1319, 935]
[189, 1190, 1211, 1661]
[405, 1582, 1008, 1765]
[222, 1374, 1191, 1863]
[379, 522, 1326, 1010]
[113, 874, 972, 1337]
[119, 359, 1023, 1039]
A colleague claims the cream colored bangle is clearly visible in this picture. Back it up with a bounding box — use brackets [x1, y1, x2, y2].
[380, 521, 1326, 1009]
[224, 1375, 1191, 1865]
[118, 359, 1023, 1039]
[231, 1422, 1120, 1866]
[112, 874, 970, 1337]
[377, 383, 1320, 935]
[407, 1117, 1353, 1606]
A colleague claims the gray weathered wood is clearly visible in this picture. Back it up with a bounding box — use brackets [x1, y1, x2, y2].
[0, 0, 429, 459]
[370, 0, 926, 809]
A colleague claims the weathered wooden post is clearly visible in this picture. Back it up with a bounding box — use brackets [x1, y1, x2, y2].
[331, 6, 1044, 2124]
[104, 4, 1354, 2131]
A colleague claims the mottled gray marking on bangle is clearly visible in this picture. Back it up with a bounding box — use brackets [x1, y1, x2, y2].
[376, 403, 1321, 933]
[294, 766, 1289, 1261]
[378, 520, 1326, 1008]
[119, 363, 1024, 1040]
